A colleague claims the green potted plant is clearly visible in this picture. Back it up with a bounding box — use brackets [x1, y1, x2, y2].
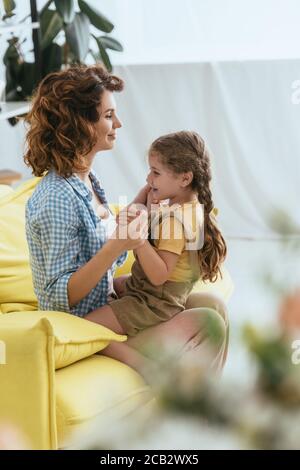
[2, 0, 123, 104]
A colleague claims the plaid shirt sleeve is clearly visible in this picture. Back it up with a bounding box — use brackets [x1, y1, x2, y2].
[116, 251, 128, 267]
[37, 192, 80, 312]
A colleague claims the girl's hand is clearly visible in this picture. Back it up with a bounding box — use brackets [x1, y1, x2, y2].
[115, 183, 151, 226]
[116, 203, 146, 226]
[111, 208, 149, 251]
[132, 183, 152, 206]
[146, 188, 160, 213]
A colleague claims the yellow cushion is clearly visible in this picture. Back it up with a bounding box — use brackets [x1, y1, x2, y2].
[114, 248, 135, 277]
[0, 316, 139, 449]
[0, 184, 14, 199]
[0, 317, 57, 449]
[0, 178, 41, 312]
[192, 266, 234, 302]
[0, 310, 127, 369]
[55, 354, 154, 447]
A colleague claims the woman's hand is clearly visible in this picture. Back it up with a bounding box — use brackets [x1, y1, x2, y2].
[111, 207, 149, 251]
[116, 203, 145, 225]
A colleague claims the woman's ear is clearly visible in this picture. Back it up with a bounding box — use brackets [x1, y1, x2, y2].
[181, 171, 193, 187]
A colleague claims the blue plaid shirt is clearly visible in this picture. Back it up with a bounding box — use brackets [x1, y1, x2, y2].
[25, 169, 127, 317]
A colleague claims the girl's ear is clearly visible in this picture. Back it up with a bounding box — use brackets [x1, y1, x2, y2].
[181, 171, 193, 187]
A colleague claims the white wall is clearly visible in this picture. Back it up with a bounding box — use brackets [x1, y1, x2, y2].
[97, 0, 300, 63]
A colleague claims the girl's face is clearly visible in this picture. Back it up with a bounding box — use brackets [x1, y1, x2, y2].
[93, 90, 122, 152]
[147, 152, 186, 203]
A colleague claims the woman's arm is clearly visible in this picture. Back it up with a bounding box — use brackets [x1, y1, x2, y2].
[68, 238, 126, 307]
[68, 213, 149, 307]
[135, 241, 179, 286]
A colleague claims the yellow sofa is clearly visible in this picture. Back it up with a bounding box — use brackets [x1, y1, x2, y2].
[0, 178, 233, 449]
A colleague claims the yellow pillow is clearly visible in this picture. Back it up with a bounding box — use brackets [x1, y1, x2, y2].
[192, 266, 234, 303]
[0, 310, 127, 369]
[0, 178, 41, 312]
[114, 249, 135, 278]
[0, 184, 14, 199]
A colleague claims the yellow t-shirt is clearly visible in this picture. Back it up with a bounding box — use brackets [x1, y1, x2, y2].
[150, 200, 204, 282]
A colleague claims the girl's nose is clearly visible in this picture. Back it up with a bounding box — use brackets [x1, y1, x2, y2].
[146, 174, 151, 185]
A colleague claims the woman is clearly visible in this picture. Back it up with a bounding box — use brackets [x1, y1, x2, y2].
[24, 64, 228, 382]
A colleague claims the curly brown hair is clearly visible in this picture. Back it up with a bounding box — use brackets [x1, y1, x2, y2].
[149, 131, 227, 282]
[24, 64, 124, 178]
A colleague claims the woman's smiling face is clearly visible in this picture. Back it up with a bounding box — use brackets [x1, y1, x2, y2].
[93, 89, 122, 152]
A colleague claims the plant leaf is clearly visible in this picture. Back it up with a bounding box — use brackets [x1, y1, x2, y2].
[2, 12, 15, 20]
[78, 0, 114, 33]
[39, 0, 53, 17]
[7, 62, 38, 100]
[3, 38, 19, 66]
[94, 36, 112, 72]
[20, 62, 38, 97]
[54, 0, 75, 24]
[65, 12, 90, 62]
[5, 63, 21, 95]
[42, 43, 62, 76]
[40, 9, 63, 50]
[98, 36, 123, 52]
[3, 39, 22, 96]
[89, 48, 100, 62]
[3, 0, 16, 15]
[5, 88, 23, 102]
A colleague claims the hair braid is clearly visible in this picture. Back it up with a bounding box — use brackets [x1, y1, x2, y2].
[192, 135, 227, 281]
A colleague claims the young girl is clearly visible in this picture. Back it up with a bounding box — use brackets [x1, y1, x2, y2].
[86, 130, 227, 338]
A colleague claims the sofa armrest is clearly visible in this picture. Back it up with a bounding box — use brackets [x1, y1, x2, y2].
[0, 317, 57, 449]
